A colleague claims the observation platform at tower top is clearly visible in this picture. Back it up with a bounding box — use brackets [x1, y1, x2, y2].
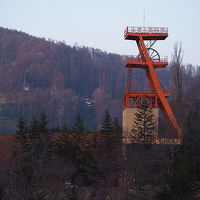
[124, 26, 168, 40]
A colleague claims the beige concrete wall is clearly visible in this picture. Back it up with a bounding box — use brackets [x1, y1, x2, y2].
[122, 108, 159, 144]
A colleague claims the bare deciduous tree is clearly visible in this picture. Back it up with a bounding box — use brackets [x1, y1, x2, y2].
[170, 42, 184, 130]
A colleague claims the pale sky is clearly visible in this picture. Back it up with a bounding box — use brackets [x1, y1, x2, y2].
[0, 0, 200, 65]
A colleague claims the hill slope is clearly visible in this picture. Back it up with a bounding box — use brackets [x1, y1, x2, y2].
[0, 27, 174, 133]
[0, 27, 127, 132]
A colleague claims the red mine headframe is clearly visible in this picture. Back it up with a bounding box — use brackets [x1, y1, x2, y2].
[124, 26, 182, 137]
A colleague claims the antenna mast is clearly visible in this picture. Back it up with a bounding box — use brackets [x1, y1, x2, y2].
[143, 8, 145, 27]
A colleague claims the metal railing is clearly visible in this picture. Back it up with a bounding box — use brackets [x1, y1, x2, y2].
[159, 57, 168, 62]
[126, 56, 141, 62]
[124, 26, 168, 36]
[126, 88, 170, 94]
[126, 56, 168, 63]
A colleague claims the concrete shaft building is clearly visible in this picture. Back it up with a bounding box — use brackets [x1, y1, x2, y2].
[123, 108, 158, 144]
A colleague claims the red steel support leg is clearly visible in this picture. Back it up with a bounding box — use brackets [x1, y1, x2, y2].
[139, 36, 182, 137]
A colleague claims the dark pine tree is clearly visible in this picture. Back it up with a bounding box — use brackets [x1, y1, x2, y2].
[100, 110, 114, 153]
[14, 116, 31, 171]
[169, 153, 197, 199]
[113, 116, 122, 133]
[29, 117, 40, 140]
[156, 152, 198, 200]
[184, 109, 200, 181]
[131, 101, 156, 145]
[57, 131, 102, 186]
[15, 116, 28, 149]
[61, 123, 69, 133]
[39, 112, 49, 133]
[71, 114, 85, 134]
[27, 113, 53, 166]
[13, 114, 53, 199]
[100, 110, 113, 133]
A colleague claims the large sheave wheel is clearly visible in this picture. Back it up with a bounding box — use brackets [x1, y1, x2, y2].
[138, 48, 160, 62]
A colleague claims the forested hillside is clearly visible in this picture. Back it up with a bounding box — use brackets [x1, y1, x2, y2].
[0, 27, 125, 132]
[0, 27, 199, 133]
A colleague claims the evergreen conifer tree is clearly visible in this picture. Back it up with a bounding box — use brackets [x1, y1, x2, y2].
[61, 123, 69, 133]
[57, 130, 102, 186]
[156, 153, 198, 200]
[14, 116, 30, 172]
[27, 113, 53, 166]
[57, 114, 102, 186]
[39, 112, 49, 133]
[168, 153, 197, 198]
[113, 117, 122, 133]
[15, 116, 28, 150]
[29, 117, 40, 140]
[100, 110, 114, 153]
[72, 114, 85, 134]
[13, 114, 53, 199]
[100, 110, 113, 133]
[131, 101, 156, 145]
[54, 125, 60, 132]
[28, 114, 53, 198]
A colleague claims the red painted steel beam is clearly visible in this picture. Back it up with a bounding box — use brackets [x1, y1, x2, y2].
[138, 35, 182, 137]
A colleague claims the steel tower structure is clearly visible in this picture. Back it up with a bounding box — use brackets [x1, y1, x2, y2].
[124, 26, 182, 137]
